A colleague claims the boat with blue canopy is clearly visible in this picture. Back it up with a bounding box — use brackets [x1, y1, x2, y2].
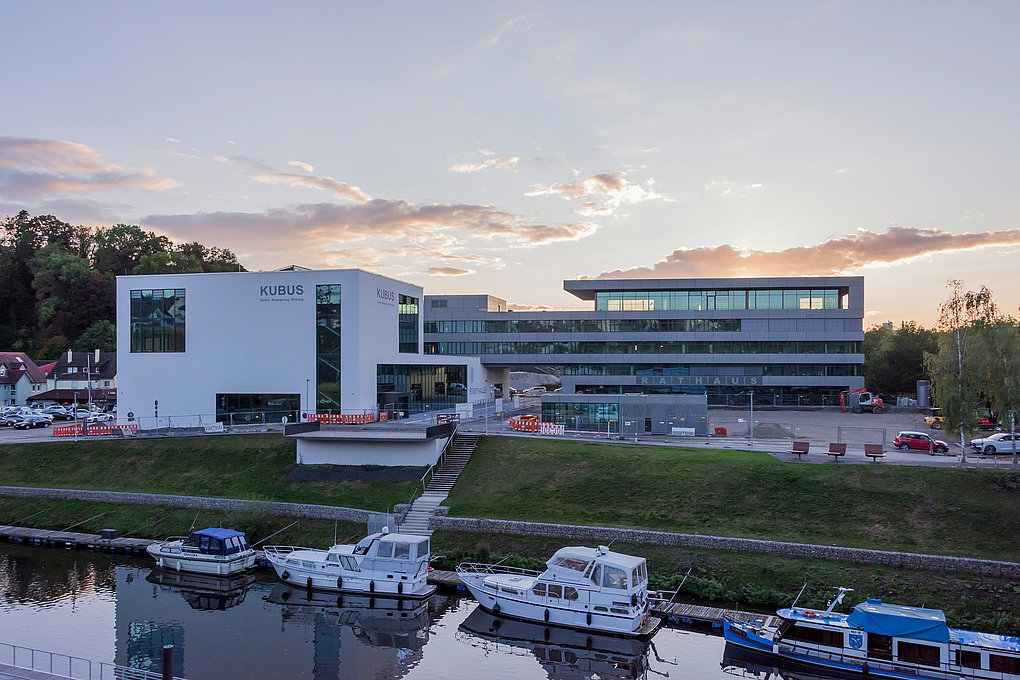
[724, 591, 1020, 680]
[146, 528, 257, 576]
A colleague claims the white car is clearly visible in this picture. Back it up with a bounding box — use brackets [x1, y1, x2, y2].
[969, 432, 1020, 454]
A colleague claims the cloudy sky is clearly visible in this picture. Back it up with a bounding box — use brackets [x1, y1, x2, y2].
[2, 1, 1019, 324]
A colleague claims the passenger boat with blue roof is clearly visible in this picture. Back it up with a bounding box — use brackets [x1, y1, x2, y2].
[723, 589, 1020, 680]
[146, 528, 256, 576]
[457, 545, 660, 638]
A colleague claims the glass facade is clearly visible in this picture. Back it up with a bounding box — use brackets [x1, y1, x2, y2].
[562, 363, 861, 377]
[130, 289, 186, 353]
[424, 318, 740, 334]
[377, 364, 468, 416]
[594, 288, 843, 311]
[541, 402, 619, 432]
[315, 285, 342, 412]
[398, 294, 419, 353]
[215, 393, 300, 424]
[562, 385, 846, 406]
[425, 340, 860, 355]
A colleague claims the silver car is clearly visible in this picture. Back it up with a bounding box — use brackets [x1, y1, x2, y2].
[969, 432, 1019, 454]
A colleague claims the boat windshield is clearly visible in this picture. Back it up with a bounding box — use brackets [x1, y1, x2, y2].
[600, 564, 628, 590]
[550, 556, 589, 573]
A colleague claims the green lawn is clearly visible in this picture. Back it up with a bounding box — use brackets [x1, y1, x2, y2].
[0, 435, 416, 512]
[445, 436, 1020, 561]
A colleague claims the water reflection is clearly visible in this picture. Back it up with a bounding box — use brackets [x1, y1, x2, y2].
[457, 607, 651, 680]
[721, 643, 822, 680]
[145, 569, 255, 611]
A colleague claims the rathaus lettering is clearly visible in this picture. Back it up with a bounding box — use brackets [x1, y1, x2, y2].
[637, 376, 760, 386]
[260, 285, 304, 296]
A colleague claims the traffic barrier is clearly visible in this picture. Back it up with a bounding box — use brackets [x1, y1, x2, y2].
[52, 424, 82, 437]
[52, 423, 138, 437]
[539, 422, 565, 435]
[307, 413, 377, 425]
[508, 416, 563, 434]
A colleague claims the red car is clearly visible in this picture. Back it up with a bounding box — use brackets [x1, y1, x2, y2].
[893, 431, 949, 453]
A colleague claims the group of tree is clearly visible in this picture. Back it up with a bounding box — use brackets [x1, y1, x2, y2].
[926, 280, 1020, 463]
[863, 321, 939, 397]
[0, 211, 245, 359]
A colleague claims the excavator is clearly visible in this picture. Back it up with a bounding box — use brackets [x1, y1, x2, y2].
[840, 388, 884, 414]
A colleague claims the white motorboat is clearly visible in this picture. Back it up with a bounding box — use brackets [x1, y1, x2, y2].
[146, 528, 257, 576]
[457, 545, 660, 638]
[263, 528, 436, 598]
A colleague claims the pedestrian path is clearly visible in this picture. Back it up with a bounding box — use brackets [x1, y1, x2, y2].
[400, 434, 478, 536]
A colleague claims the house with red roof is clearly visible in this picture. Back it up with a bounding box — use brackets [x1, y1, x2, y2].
[0, 352, 48, 406]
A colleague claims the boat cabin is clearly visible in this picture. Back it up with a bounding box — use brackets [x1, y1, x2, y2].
[345, 531, 430, 563]
[541, 545, 648, 593]
[183, 528, 251, 555]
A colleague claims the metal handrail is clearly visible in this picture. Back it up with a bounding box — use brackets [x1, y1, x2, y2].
[0, 641, 186, 680]
[403, 423, 459, 514]
[456, 562, 543, 577]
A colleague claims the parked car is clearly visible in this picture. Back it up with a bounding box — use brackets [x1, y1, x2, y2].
[1, 414, 25, 427]
[86, 413, 113, 423]
[41, 407, 73, 420]
[13, 415, 51, 430]
[894, 431, 950, 453]
[969, 432, 1019, 454]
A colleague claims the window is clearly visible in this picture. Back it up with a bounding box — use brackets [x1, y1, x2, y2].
[563, 587, 579, 600]
[399, 294, 419, 353]
[316, 285, 342, 412]
[416, 538, 429, 559]
[326, 554, 339, 563]
[955, 650, 981, 669]
[990, 655, 1020, 674]
[339, 555, 359, 571]
[787, 625, 843, 648]
[601, 565, 628, 589]
[551, 556, 589, 572]
[215, 393, 300, 425]
[867, 633, 892, 660]
[532, 583, 547, 597]
[590, 564, 601, 585]
[547, 584, 562, 598]
[394, 542, 410, 559]
[130, 289, 186, 352]
[897, 641, 941, 667]
[376, 542, 393, 558]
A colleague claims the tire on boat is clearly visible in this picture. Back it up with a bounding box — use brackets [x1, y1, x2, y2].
[370, 580, 375, 593]
[398, 581, 403, 595]
[281, 571, 290, 581]
[586, 613, 592, 626]
[306, 577, 313, 591]
[492, 602, 501, 615]
[544, 609, 550, 623]
[337, 576, 343, 590]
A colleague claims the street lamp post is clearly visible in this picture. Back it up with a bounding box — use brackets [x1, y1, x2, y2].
[305, 379, 310, 421]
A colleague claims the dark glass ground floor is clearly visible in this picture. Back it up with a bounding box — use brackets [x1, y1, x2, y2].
[569, 384, 845, 407]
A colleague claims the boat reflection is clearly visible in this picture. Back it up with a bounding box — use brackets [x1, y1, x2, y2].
[721, 643, 831, 680]
[265, 582, 430, 651]
[457, 607, 652, 680]
[145, 568, 255, 611]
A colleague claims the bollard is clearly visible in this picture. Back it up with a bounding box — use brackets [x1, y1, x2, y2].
[162, 644, 174, 680]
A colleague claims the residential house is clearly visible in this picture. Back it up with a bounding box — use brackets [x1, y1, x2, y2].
[0, 353, 48, 406]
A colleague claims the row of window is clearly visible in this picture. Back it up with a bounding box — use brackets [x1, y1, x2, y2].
[316, 285, 342, 411]
[594, 288, 845, 312]
[424, 319, 741, 334]
[425, 341, 861, 356]
[398, 294, 419, 353]
[563, 364, 861, 377]
[130, 289, 186, 353]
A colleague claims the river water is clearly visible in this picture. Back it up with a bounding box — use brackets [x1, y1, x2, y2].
[0, 544, 772, 680]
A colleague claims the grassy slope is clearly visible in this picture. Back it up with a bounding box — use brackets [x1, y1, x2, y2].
[0, 435, 416, 511]
[445, 436, 1020, 561]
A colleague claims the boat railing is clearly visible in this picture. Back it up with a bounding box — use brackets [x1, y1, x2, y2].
[262, 545, 318, 557]
[457, 562, 543, 578]
[776, 642, 998, 680]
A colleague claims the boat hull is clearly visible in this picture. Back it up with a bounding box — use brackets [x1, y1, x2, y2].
[460, 573, 658, 639]
[146, 542, 256, 576]
[265, 554, 435, 599]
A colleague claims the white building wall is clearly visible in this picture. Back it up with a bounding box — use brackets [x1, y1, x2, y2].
[116, 269, 484, 427]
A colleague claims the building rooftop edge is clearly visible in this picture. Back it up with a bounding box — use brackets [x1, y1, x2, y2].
[562, 276, 864, 300]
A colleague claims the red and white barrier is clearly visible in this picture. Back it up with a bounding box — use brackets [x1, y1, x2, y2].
[306, 413, 377, 425]
[52, 423, 135, 437]
[508, 416, 564, 434]
[539, 422, 565, 435]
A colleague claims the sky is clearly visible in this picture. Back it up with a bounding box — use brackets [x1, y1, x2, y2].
[2, 1, 1019, 325]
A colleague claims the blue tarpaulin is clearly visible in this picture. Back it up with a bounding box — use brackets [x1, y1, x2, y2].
[846, 599, 950, 643]
[193, 528, 246, 540]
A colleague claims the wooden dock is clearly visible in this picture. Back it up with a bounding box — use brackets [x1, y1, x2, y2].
[0, 525, 154, 554]
[652, 600, 778, 630]
[427, 568, 464, 588]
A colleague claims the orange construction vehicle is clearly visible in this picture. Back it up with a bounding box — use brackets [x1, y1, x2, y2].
[840, 388, 884, 414]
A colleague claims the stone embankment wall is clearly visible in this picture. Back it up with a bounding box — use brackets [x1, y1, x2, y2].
[433, 517, 1020, 578]
[0, 486, 369, 522]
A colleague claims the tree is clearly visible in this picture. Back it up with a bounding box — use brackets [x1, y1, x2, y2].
[73, 320, 116, 353]
[864, 322, 937, 396]
[970, 316, 1020, 466]
[925, 281, 1000, 463]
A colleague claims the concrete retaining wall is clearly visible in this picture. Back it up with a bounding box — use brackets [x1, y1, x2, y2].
[0, 486, 370, 523]
[432, 516, 1020, 578]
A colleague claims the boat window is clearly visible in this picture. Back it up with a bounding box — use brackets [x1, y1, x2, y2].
[376, 542, 394, 558]
[601, 565, 628, 590]
[787, 624, 843, 648]
[590, 564, 601, 585]
[416, 538, 429, 559]
[339, 555, 359, 570]
[500, 586, 519, 594]
[532, 583, 547, 596]
[563, 587, 579, 600]
[550, 556, 589, 572]
[394, 542, 410, 559]
[955, 650, 981, 669]
[583, 562, 594, 579]
[594, 606, 608, 612]
[326, 554, 339, 564]
[990, 655, 1020, 674]
[867, 633, 892, 660]
[639, 562, 647, 583]
[200, 536, 210, 551]
[611, 608, 629, 614]
[548, 584, 562, 599]
[897, 641, 941, 667]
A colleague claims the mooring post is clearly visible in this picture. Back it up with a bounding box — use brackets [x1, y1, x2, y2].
[162, 644, 174, 680]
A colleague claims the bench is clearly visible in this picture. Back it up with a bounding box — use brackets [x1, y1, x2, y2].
[788, 441, 810, 459]
[825, 442, 846, 461]
[864, 444, 886, 461]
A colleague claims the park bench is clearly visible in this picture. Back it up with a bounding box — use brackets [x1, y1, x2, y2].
[864, 444, 886, 461]
[789, 441, 810, 459]
[825, 442, 846, 461]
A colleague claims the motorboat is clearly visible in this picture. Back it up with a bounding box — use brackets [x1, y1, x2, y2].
[723, 590, 1020, 680]
[457, 545, 660, 638]
[146, 528, 256, 576]
[263, 527, 435, 598]
[458, 607, 651, 680]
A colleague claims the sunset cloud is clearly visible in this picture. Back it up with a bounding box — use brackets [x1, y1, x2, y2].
[525, 171, 664, 216]
[450, 154, 519, 174]
[249, 172, 371, 203]
[287, 160, 315, 172]
[425, 266, 474, 276]
[0, 136, 181, 199]
[593, 227, 1020, 279]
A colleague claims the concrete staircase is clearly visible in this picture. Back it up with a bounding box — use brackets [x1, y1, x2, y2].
[399, 434, 479, 536]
